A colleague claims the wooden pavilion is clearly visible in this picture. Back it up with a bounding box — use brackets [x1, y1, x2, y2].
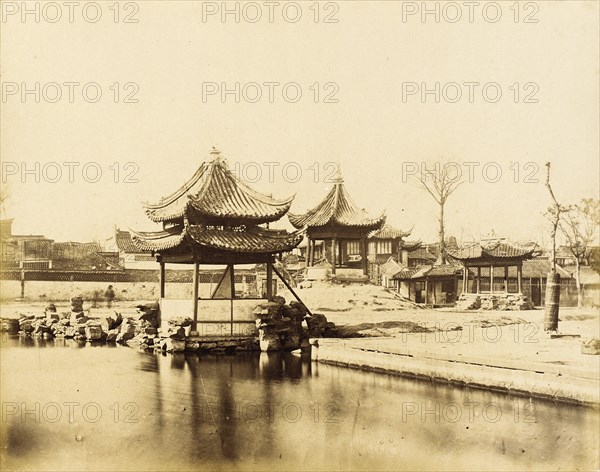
[131, 148, 305, 335]
[447, 241, 537, 306]
[288, 172, 385, 278]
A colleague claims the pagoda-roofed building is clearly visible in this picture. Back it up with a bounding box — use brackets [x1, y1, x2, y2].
[447, 239, 537, 309]
[288, 172, 385, 279]
[131, 147, 305, 335]
[367, 225, 412, 264]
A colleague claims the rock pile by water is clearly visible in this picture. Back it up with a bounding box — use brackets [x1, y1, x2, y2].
[1, 299, 162, 347]
[1, 297, 337, 354]
[253, 297, 337, 351]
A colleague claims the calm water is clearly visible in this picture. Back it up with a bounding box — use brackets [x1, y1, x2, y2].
[1, 336, 598, 471]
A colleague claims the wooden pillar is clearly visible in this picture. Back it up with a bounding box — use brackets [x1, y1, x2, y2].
[192, 261, 199, 331]
[517, 263, 523, 294]
[266, 259, 273, 299]
[361, 237, 368, 276]
[20, 268, 25, 299]
[229, 264, 235, 336]
[331, 238, 337, 274]
[462, 266, 468, 293]
[307, 237, 313, 267]
[159, 260, 165, 298]
[424, 279, 429, 306]
[504, 266, 509, 293]
[490, 264, 494, 294]
[476, 267, 481, 293]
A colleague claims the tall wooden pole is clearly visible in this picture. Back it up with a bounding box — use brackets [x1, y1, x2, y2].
[476, 267, 481, 293]
[159, 260, 165, 298]
[266, 259, 273, 300]
[544, 162, 562, 331]
[192, 260, 199, 331]
[361, 237, 368, 276]
[229, 264, 235, 336]
[271, 264, 313, 316]
[331, 238, 337, 275]
[490, 264, 494, 293]
[517, 263, 523, 294]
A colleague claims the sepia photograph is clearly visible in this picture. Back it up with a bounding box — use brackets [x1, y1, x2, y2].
[1, 1, 599, 470]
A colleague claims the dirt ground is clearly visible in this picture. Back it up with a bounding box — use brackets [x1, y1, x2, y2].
[280, 281, 600, 338]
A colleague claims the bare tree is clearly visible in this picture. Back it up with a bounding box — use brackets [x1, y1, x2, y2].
[417, 162, 463, 264]
[559, 198, 600, 307]
[543, 162, 569, 332]
[544, 162, 568, 272]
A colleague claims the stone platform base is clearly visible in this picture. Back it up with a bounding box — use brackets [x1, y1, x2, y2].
[456, 292, 534, 311]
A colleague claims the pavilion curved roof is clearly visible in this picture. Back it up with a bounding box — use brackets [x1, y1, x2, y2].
[188, 225, 305, 253]
[368, 224, 411, 240]
[288, 179, 386, 230]
[130, 225, 304, 254]
[447, 241, 536, 262]
[143, 149, 294, 224]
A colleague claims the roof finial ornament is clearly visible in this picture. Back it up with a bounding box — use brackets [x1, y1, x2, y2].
[210, 146, 221, 160]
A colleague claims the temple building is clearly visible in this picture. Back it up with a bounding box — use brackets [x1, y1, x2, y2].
[288, 173, 386, 279]
[131, 148, 305, 335]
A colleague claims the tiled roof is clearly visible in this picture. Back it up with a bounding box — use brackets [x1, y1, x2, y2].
[116, 230, 147, 253]
[380, 257, 402, 276]
[393, 266, 429, 280]
[369, 225, 411, 240]
[394, 259, 573, 281]
[288, 178, 385, 230]
[143, 149, 294, 224]
[132, 225, 304, 254]
[130, 227, 187, 252]
[427, 264, 464, 277]
[407, 248, 437, 261]
[393, 263, 472, 280]
[448, 241, 536, 261]
[189, 226, 304, 254]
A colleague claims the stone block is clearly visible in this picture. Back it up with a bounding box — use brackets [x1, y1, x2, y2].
[259, 334, 281, 352]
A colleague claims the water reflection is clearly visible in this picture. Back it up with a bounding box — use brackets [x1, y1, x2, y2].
[1, 337, 598, 471]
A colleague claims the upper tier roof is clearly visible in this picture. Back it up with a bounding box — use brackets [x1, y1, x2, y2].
[143, 148, 294, 224]
[288, 177, 386, 230]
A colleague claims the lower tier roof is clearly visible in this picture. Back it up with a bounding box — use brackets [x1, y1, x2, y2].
[131, 225, 304, 255]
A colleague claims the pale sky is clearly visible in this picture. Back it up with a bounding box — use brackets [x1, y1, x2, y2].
[1, 1, 598, 247]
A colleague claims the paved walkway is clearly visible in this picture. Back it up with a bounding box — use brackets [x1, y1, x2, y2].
[310, 324, 600, 405]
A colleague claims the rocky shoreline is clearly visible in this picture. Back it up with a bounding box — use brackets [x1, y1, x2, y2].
[0, 296, 339, 354]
